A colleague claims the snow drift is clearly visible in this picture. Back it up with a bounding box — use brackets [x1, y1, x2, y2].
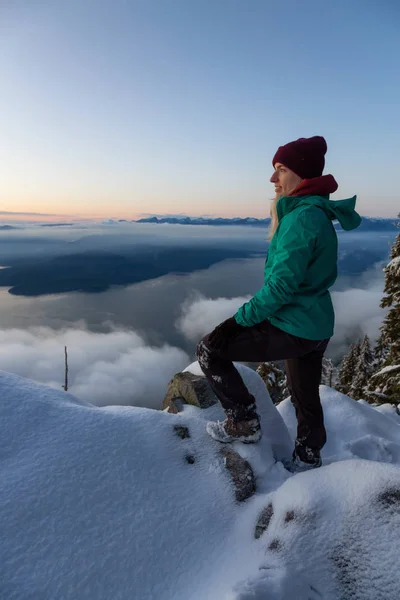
[1, 365, 400, 599]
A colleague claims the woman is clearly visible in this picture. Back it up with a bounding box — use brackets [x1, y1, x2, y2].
[196, 136, 361, 471]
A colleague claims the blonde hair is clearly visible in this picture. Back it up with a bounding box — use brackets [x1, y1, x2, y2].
[268, 197, 279, 240]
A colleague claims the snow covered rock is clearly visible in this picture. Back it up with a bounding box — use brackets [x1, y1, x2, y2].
[256, 361, 288, 404]
[231, 460, 400, 600]
[172, 420, 257, 502]
[2, 365, 400, 600]
[278, 385, 400, 464]
[0, 370, 248, 600]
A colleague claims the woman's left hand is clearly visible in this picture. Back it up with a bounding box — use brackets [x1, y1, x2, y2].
[208, 317, 244, 350]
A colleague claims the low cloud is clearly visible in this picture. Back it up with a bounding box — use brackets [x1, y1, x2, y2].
[330, 263, 387, 358]
[0, 256, 389, 407]
[0, 325, 189, 408]
[176, 294, 251, 341]
[176, 264, 387, 361]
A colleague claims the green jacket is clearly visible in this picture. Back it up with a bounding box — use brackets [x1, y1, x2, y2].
[234, 195, 362, 340]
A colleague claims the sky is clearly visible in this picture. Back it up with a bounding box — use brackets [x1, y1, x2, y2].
[0, 0, 399, 220]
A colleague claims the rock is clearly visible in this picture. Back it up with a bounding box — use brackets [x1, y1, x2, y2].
[256, 361, 288, 404]
[377, 487, 400, 508]
[268, 538, 282, 552]
[163, 372, 256, 502]
[284, 509, 296, 523]
[172, 425, 194, 463]
[254, 502, 274, 539]
[167, 398, 185, 414]
[162, 372, 218, 413]
[173, 425, 191, 440]
[221, 447, 256, 503]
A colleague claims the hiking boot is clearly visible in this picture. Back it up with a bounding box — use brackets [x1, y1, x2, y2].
[282, 443, 322, 473]
[206, 415, 262, 444]
[282, 453, 322, 473]
[295, 439, 322, 464]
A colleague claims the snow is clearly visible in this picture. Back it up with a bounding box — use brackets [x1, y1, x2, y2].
[374, 402, 400, 422]
[373, 363, 400, 376]
[388, 256, 400, 268]
[385, 255, 400, 277]
[2, 366, 400, 599]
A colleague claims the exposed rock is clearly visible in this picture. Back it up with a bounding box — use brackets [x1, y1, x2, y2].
[171, 425, 194, 463]
[284, 509, 296, 523]
[268, 538, 282, 552]
[173, 425, 190, 440]
[377, 487, 400, 508]
[330, 541, 360, 596]
[221, 447, 256, 503]
[162, 372, 218, 413]
[254, 502, 274, 539]
[256, 361, 289, 404]
[163, 371, 256, 502]
[167, 398, 185, 414]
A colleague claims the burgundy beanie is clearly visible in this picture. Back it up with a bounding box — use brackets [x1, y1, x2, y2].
[272, 136, 328, 179]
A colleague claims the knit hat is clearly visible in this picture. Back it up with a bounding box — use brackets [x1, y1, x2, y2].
[272, 136, 328, 179]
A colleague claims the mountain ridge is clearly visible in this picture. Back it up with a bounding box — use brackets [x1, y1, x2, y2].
[134, 215, 398, 231]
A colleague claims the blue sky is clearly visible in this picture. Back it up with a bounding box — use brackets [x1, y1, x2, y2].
[0, 0, 399, 219]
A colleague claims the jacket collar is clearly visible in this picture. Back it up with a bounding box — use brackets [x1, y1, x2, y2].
[277, 174, 338, 221]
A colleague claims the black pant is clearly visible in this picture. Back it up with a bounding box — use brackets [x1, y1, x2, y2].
[196, 319, 329, 452]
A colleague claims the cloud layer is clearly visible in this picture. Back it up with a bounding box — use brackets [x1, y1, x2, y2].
[0, 326, 189, 409]
[176, 263, 388, 361]
[176, 294, 251, 341]
[0, 237, 390, 409]
[330, 263, 387, 357]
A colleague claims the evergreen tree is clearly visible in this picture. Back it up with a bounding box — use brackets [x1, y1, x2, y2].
[380, 232, 400, 365]
[321, 357, 337, 388]
[256, 361, 289, 404]
[336, 341, 361, 396]
[373, 335, 390, 371]
[368, 217, 400, 403]
[351, 335, 374, 400]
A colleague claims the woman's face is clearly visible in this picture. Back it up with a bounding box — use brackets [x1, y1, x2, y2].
[270, 162, 302, 198]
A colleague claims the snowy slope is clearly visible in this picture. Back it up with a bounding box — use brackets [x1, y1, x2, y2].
[1, 366, 400, 600]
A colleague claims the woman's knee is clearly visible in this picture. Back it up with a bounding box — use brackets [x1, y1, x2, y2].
[196, 335, 212, 367]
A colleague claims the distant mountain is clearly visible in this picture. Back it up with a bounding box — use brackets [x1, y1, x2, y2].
[0, 225, 19, 230]
[135, 216, 270, 226]
[135, 215, 398, 231]
[40, 223, 74, 227]
[349, 217, 398, 232]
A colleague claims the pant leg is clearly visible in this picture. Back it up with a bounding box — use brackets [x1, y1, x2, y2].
[196, 319, 322, 421]
[196, 337, 258, 421]
[284, 339, 329, 452]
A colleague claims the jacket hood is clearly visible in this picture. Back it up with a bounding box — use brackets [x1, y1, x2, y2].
[277, 174, 362, 231]
[301, 195, 362, 231]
